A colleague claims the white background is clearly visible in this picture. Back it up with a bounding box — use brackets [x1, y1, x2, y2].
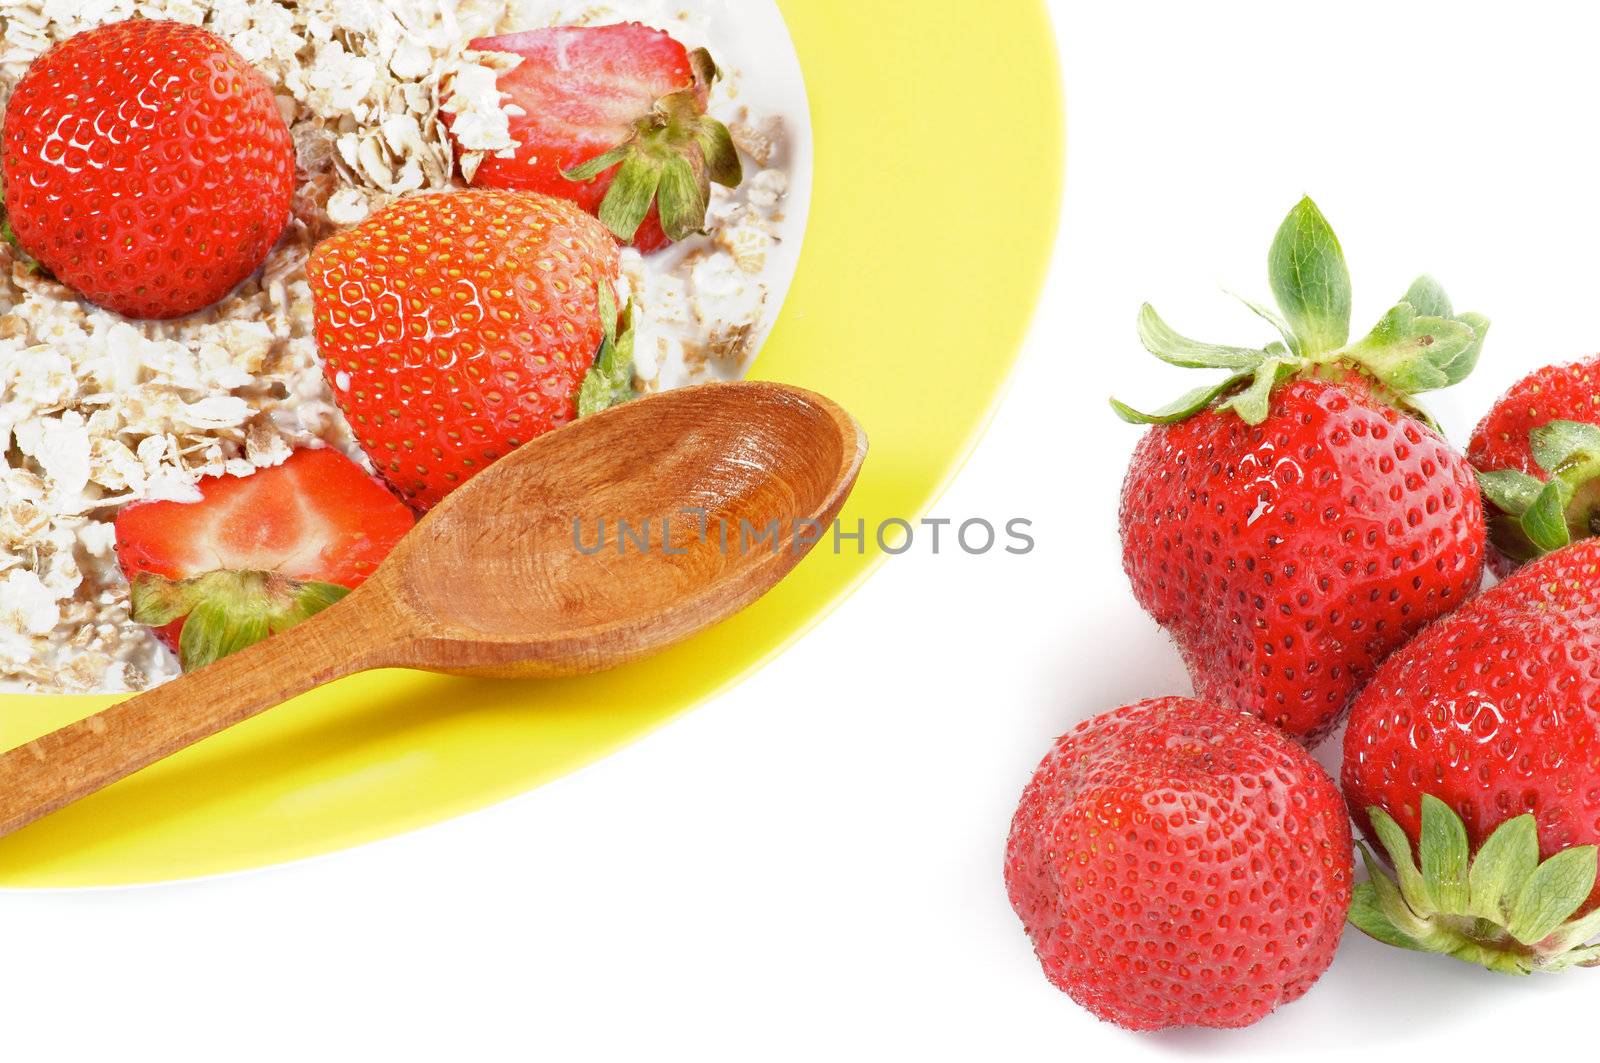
[5, 2, 1599, 1058]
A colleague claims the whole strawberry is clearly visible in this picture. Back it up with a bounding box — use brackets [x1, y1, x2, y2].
[1343, 539, 1600, 973]
[1115, 199, 1488, 744]
[1005, 697, 1353, 1030]
[448, 22, 742, 253]
[1, 19, 294, 320]
[307, 190, 631, 511]
[1469, 357, 1600, 573]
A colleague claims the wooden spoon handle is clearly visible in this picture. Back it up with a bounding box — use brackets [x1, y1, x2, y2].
[0, 592, 398, 839]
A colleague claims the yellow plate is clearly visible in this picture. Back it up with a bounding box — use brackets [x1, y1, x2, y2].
[0, 0, 1062, 886]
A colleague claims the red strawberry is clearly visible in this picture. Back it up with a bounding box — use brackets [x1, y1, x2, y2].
[1, 19, 294, 320]
[1005, 697, 1353, 1030]
[115, 448, 415, 671]
[1467, 357, 1600, 574]
[1343, 538, 1600, 973]
[448, 23, 741, 253]
[307, 190, 630, 511]
[1115, 198, 1487, 744]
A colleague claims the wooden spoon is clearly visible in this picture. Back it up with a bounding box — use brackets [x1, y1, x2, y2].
[0, 381, 866, 839]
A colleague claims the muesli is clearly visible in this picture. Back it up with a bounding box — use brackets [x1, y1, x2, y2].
[0, 0, 801, 692]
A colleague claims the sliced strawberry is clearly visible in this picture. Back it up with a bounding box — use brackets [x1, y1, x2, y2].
[115, 448, 415, 671]
[453, 23, 742, 253]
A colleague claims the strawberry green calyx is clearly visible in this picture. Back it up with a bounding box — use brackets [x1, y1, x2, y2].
[562, 47, 742, 244]
[1351, 795, 1600, 974]
[1112, 197, 1489, 426]
[579, 282, 637, 418]
[130, 570, 350, 672]
[1478, 420, 1600, 563]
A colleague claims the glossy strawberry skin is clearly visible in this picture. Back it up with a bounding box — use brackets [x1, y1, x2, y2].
[1119, 376, 1486, 744]
[1343, 538, 1600, 913]
[1469, 357, 1600, 476]
[115, 448, 415, 651]
[1, 19, 294, 320]
[1005, 697, 1352, 1031]
[454, 23, 701, 253]
[1468, 356, 1600, 574]
[307, 190, 621, 511]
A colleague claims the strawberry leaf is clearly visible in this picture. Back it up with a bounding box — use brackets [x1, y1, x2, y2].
[1135, 304, 1267, 370]
[1444, 311, 1491, 385]
[1420, 795, 1471, 913]
[1542, 902, 1600, 956]
[1468, 814, 1540, 923]
[656, 152, 709, 242]
[597, 153, 665, 243]
[1367, 806, 1432, 913]
[1508, 846, 1598, 945]
[128, 572, 204, 626]
[1401, 275, 1453, 318]
[1523, 479, 1575, 554]
[1350, 881, 1428, 952]
[1530, 420, 1600, 476]
[1476, 469, 1544, 515]
[1220, 358, 1291, 425]
[1110, 373, 1251, 425]
[563, 144, 634, 184]
[687, 47, 720, 88]
[1342, 302, 1476, 395]
[1268, 197, 1352, 357]
[694, 116, 743, 189]
[1388, 276, 1488, 386]
[1351, 844, 1431, 951]
[180, 597, 273, 673]
[598, 280, 619, 348]
[579, 283, 636, 418]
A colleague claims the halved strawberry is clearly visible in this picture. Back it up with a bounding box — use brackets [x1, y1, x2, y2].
[114, 448, 415, 671]
[450, 22, 742, 253]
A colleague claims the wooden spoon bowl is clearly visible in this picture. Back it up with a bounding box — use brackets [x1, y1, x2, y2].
[390, 380, 861, 676]
[0, 381, 865, 838]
